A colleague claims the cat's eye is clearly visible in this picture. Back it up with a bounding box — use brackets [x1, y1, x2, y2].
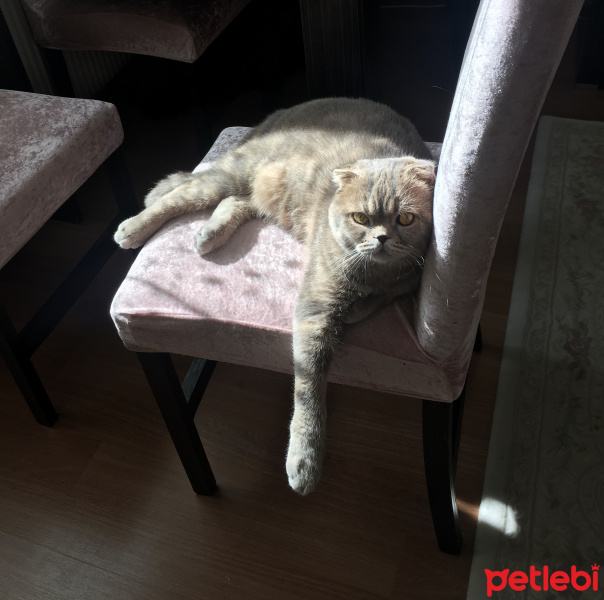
[396, 212, 415, 226]
[353, 212, 369, 225]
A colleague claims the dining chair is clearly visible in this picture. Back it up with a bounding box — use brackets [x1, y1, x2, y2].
[109, 0, 584, 553]
[0, 89, 137, 426]
[17, 0, 252, 63]
[11, 0, 251, 98]
[12, 0, 255, 149]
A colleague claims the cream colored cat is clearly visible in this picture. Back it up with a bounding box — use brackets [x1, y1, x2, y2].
[115, 98, 435, 495]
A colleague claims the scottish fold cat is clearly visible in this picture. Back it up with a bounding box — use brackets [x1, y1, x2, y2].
[115, 98, 435, 494]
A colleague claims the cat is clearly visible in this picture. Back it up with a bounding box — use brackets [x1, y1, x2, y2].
[114, 97, 436, 495]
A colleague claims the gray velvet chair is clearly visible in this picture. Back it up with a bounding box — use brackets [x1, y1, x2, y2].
[109, 0, 584, 553]
[0, 89, 137, 426]
[15, 0, 251, 97]
[18, 0, 251, 63]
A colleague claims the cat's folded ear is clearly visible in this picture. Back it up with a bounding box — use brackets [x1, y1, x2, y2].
[404, 158, 436, 187]
[332, 166, 358, 190]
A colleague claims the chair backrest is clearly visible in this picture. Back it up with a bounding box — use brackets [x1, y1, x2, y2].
[415, 0, 584, 364]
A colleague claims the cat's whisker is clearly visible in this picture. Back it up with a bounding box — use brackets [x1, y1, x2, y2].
[329, 249, 362, 278]
[343, 251, 371, 281]
[410, 255, 425, 270]
[348, 253, 367, 276]
[337, 250, 358, 270]
[399, 246, 426, 270]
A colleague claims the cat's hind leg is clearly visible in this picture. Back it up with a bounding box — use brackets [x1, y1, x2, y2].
[194, 196, 255, 255]
[115, 169, 232, 249]
[143, 171, 197, 208]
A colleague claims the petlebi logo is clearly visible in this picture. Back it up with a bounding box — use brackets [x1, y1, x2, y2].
[485, 564, 599, 596]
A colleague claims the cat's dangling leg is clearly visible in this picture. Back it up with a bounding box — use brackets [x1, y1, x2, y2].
[286, 300, 339, 495]
[194, 196, 255, 255]
[114, 168, 236, 249]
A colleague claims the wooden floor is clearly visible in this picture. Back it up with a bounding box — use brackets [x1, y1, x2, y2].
[1, 9, 604, 600]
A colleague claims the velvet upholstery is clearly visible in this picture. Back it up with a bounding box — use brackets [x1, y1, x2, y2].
[19, 0, 251, 63]
[0, 89, 123, 269]
[111, 0, 583, 407]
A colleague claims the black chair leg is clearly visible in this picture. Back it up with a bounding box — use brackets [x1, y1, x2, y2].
[52, 197, 82, 224]
[0, 302, 57, 426]
[474, 323, 483, 352]
[137, 352, 217, 495]
[105, 148, 140, 219]
[422, 389, 465, 554]
[42, 47, 75, 97]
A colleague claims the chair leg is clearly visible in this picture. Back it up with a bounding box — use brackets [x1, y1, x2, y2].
[42, 47, 75, 97]
[104, 148, 140, 219]
[422, 390, 465, 554]
[451, 388, 466, 474]
[0, 302, 57, 426]
[474, 323, 483, 352]
[137, 352, 217, 495]
[52, 197, 82, 224]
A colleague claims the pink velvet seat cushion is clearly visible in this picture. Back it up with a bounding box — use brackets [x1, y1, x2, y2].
[111, 128, 462, 402]
[19, 0, 251, 63]
[0, 90, 123, 269]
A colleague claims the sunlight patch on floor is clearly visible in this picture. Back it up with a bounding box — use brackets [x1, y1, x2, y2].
[477, 497, 520, 538]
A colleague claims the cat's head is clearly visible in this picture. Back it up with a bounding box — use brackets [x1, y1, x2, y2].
[328, 157, 435, 267]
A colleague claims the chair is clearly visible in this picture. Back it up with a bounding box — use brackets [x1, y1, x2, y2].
[109, 0, 584, 553]
[13, 0, 252, 97]
[0, 89, 137, 426]
[17, 0, 251, 63]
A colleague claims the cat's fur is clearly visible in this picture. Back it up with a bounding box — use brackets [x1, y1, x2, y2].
[115, 98, 435, 495]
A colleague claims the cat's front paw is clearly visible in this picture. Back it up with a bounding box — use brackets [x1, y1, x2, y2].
[193, 228, 220, 256]
[114, 216, 148, 249]
[286, 432, 323, 495]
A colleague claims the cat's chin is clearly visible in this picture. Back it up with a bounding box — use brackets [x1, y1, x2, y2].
[368, 249, 399, 264]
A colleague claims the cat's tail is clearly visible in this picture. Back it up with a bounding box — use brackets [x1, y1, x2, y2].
[115, 165, 246, 249]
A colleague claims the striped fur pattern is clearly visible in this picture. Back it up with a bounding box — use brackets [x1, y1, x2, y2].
[115, 98, 435, 495]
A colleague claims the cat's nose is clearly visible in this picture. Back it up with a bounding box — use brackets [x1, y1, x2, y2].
[376, 235, 389, 245]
